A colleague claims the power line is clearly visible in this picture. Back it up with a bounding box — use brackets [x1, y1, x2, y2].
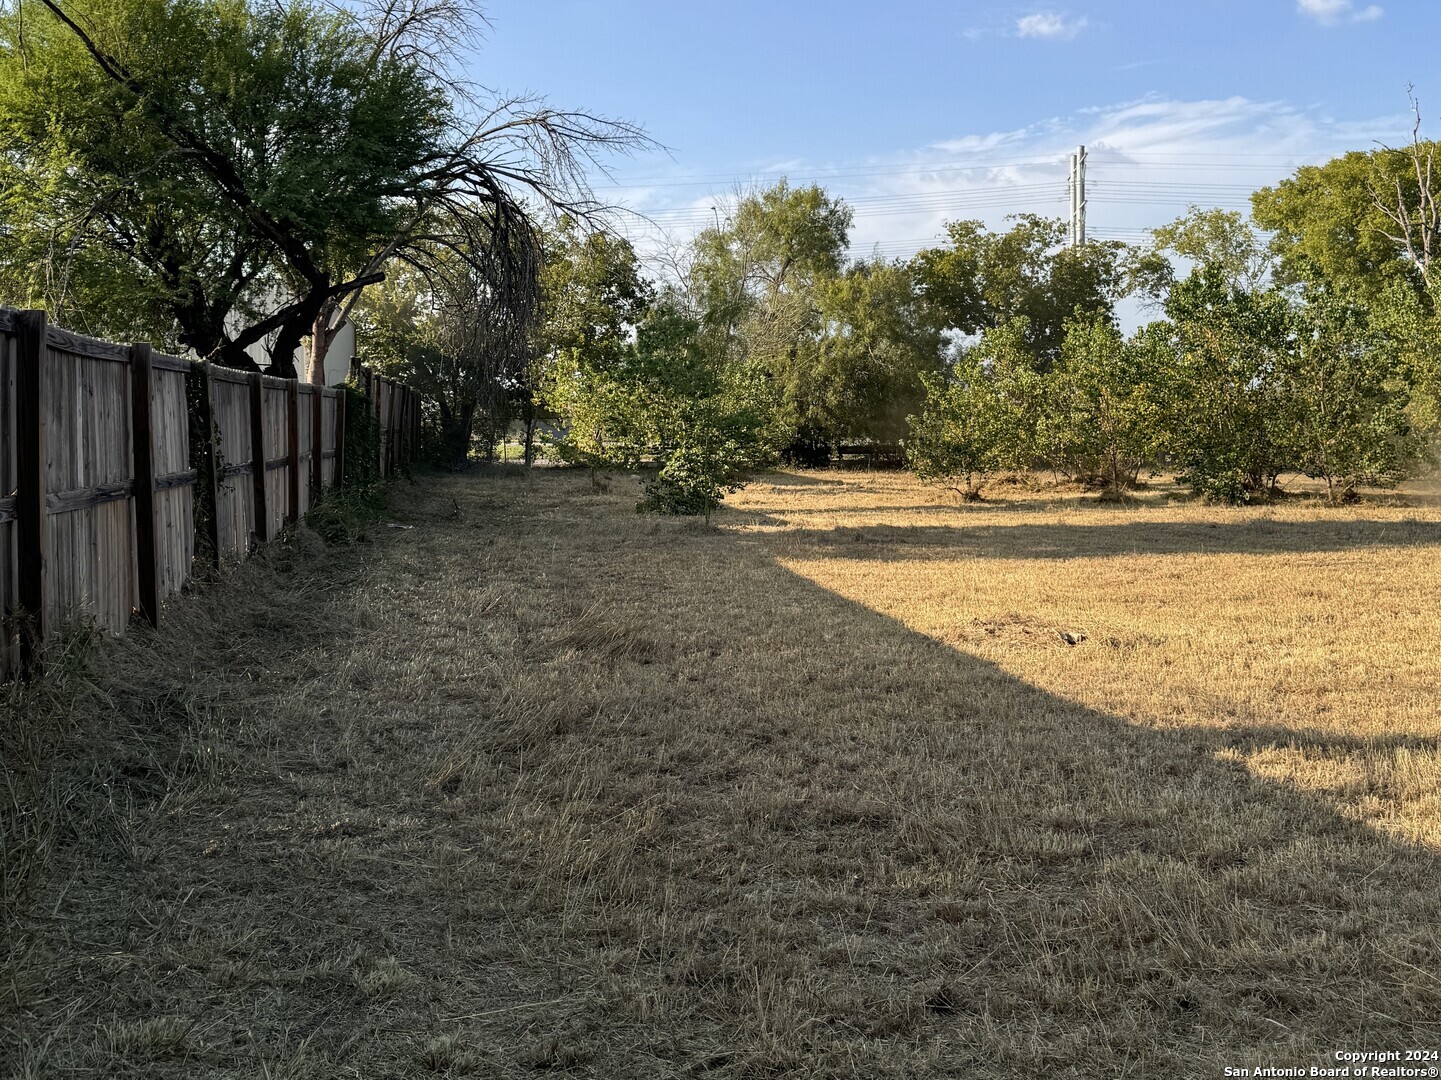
[587, 148, 1324, 191]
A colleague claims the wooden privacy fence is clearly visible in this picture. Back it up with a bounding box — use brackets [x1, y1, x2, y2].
[1, 308, 423, 678]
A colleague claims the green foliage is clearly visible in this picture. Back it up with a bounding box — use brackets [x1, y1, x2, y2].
[539, 264, 783, 517]
[1278, 292, 1423, 503]
[1252, 147, 1432, 301]
[339, 383, 383, 491]
[637, 423, 748, 522]
[537, 223, 657, 471]
[911, 214, 1133, 368]
[690, 181, 869, 461]
[906, 319, 1041, 500]
[810, 259, 944, 446]
[1156, 265, 1294, 502]
[537, 218, 653, 377]
[1149, 207, 1273, 293]
[0, 0, 446, 362]
[1041, 315, 1166, 490]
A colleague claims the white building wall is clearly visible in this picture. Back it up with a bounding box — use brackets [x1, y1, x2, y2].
[241, 317, 355, 385]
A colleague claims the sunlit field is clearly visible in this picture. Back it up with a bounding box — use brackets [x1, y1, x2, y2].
[6, 467, 1441, 1078]
[731, 470, 1441, 848]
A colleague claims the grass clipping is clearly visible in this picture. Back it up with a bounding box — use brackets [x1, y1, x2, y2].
[4, 466, 1441, 1078]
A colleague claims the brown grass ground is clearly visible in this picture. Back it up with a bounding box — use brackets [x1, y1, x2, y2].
[4, 467, 1441, 1078]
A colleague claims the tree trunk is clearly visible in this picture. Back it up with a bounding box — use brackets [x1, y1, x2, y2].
[267, 308, 316, 381]
[308, 303, 333, 385]
[523, 392, 537, 467]
[439, 400, 477, 466]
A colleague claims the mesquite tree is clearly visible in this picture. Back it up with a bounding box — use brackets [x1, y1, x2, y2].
[0, 0, 646, 376]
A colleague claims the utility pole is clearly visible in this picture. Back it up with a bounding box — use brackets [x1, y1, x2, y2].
[1068, 144, 1087, 247]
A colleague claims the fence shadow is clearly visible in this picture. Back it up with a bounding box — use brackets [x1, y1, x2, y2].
[741, 557, 1440, 1066]
[763, 516, 1441, 561]
[521, 497, 1441, 1072]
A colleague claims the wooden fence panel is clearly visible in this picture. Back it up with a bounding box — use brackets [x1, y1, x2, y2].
[1, 308, 418, 679]
[42, 334, 134, 637]
[262, 375, 289, 539]
[211, 367, 254, 559]
[0, 314, 15, 678]
[323, 389, 340, 488]
[151, 356, 194, 599]
[296, 383, 314, 519]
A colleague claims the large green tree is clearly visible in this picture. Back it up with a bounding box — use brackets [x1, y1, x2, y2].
[1156, 265, 1294, 502]
[1148, 207, 1272, 293]
[0, 0, 642, 377]
[906, 318, 1044, 501]
[1278, 291, 1423, 503]
[536, 222, 655, 472]
[911, 214, 1132, 367]
[689, 181, 855, 461]
[1251, 147, 1434, 302]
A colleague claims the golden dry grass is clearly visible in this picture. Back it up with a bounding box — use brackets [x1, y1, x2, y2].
[4, 466, 1441, 1078]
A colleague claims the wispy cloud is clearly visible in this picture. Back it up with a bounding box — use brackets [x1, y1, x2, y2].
[1015, 12, 1087, 39]
[604, 96, 1409, 291]
[1297, 0, 1383, 25]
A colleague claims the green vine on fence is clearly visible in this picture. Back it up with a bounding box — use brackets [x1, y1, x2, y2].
[340, 382, 383, 491]
[186, 365, 224, 572]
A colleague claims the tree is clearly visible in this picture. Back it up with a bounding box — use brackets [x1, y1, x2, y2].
[689, 180, 853, 462]
[352, 219, 536, 463]
[543, 280, 782, 516]
[1252, 147, 1431, 302]
[1042, 315, 1166, 492]
[911, 214, 1132, 368]
[634, 345, 782, 522]
[1149, 207, 1272, 293]
[1158, 265, 1293, 503]
[1278, 292, 1423, 504]
[0, 0, 645, 376]
[535, 221, 654, 475]
[906, 318, 1041, 501]
[812, 258, 944, 447]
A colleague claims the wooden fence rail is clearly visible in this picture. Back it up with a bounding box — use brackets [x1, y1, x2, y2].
[1, 309, 421, 678]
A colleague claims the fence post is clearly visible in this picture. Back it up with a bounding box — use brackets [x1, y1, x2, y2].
[402, 392, 411, 464]
[286, 377, 300, 525]
[248, 372, 269, 545]
[15, 310, 47, 673]
[128, 343, 159, 627]
[387, 381, 400, 473]
[199, 361, 223, 568]
[375, 375, 385, 476]
[310, 384, 324, 505]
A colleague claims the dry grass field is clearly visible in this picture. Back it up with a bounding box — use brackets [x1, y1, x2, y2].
[5, 467, 1441, 1078]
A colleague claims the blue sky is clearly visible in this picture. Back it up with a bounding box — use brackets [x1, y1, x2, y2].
[469, 1, 1439, 262]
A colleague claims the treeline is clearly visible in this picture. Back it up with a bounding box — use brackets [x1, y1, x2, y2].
[511, 135, 1441, 512]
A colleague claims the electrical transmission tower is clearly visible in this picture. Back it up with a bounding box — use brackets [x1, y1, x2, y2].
[1068, 144, 1087, 247]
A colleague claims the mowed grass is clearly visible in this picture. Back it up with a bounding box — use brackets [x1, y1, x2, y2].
[4, 467, 1441, 1078]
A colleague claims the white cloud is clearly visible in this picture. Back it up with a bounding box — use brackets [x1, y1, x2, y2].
[1297, 0, 1383, 24]
[1015, 12, 1087, 39]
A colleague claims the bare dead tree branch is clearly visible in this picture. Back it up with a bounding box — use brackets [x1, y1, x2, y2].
[1371, 88, 1441, 289]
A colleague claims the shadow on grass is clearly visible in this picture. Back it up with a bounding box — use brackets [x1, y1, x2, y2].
[10, 470, 1440, 1079]
[765, 516, 1441, 560]
[568, 510, 1441, 1073]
